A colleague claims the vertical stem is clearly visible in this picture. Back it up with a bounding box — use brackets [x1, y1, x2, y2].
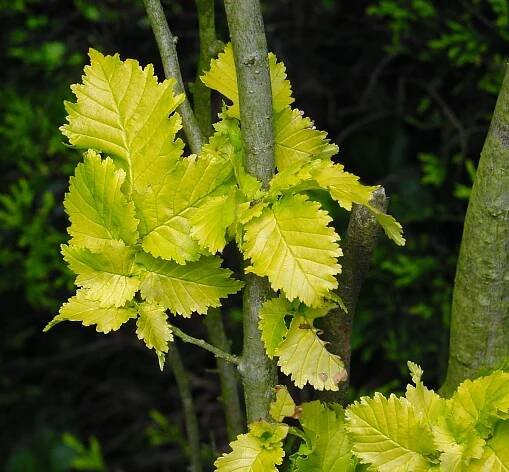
[143, 0, 204, 154]
[144, 0, 245, 439]
[319, 188, 388, 404]
[223, 0, 277, 423]
[194, 0, 215, 137]
[167, 343, 203, 472]
[441, 66, 509, 396]
[194, 0, 246, 437]
[204, 309, 245, 439]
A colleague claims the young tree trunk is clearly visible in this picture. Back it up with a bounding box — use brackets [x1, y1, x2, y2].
[224, 0, 277, 423]
[441, 65, 509, 396]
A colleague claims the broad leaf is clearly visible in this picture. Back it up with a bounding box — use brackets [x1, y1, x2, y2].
[276, 315, 346, 390]
[273, 107, 338, 171]
[190, 190, 236, 254]
[259, 296, 293, 358]
[244, 194, 341, 306]
[61, 49, 185, 193]
[64, 150, 139, 250]
[137, 252, 243, 317]
[406, 361, 447, 424]
[62, 243, 140, 307]
[311, 160, 405, 246]
[136, 302, 173, 370]
[214, 421, 288, 472]
[470, 421, 509, 471]
[293, 401, 355, 472]
[205, 117, 262, 200]
[201, 43, 294, 120]
[270, 385, 296, 422]
[450, 371, 509, 435]
[44, 292, 137, 333]
[432, 416, 485, 471]
[433, 371, 509, 467]
[346, 393, 436, 471]
[137, 154, 234, 264]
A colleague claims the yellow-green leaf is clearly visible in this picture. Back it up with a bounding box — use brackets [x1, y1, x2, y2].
[294, 401, 355, 472]
[214, 421, 288, 472]
[311, 160, 405, 246]
[276, 315, 346, 391]
[64, 150, 139, 250]
[470, 421, 509, 471]
[346, 393, 436, 472]
[259, 296, 292, 358]
[244, 194, 341, 306]
[61, 48, 184, 193]
[137, 252, 243, 317]
[137, 154, 234, 264]
[190, 190, 236, 254]
[406, 361, 447, 424]
[201, 43, 294, 120]
[274, 107, 338, 171]
[136, 302, 173, 370]
[62, 243, 140, 307]
[44, 292, 137, 333]
[270, 385, 296, 422]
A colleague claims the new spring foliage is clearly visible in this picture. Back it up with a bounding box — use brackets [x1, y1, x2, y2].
[46, 45, 403, 390]
[216, 365, 509, 471]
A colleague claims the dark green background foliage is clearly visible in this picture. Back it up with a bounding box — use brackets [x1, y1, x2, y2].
[0, 0, 504, 470]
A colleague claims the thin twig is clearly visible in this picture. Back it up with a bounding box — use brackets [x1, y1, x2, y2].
[193, 0, 216, 137]
[143, 0, 204, 154]
[144, 0, 245, 438]
[169, 323, 240, 365]
[167, 343, 203, 472]
[204, 309, 245, 439]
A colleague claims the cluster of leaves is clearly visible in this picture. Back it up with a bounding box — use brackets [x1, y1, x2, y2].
[215, 365, 509, 471]
[46, 45, 403, 389]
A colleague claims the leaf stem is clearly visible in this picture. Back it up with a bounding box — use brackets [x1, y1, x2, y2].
[142, 0, 204, 154]
[169, 323, 240, 365]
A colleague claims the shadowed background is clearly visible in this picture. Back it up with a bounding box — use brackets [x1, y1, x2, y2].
[0, 0, 505, 470]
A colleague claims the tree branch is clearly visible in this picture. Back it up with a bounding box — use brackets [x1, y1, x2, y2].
[169, 323, 240, 365]
[204, 309, 245, 439]
[193, 0, 216, 137]
[144, 0, 244, 438]
[143, 0, 204, 154]
[167, 343, 202, 472]
[224, 0, 277, 422]
[319, 187, 388, 404]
